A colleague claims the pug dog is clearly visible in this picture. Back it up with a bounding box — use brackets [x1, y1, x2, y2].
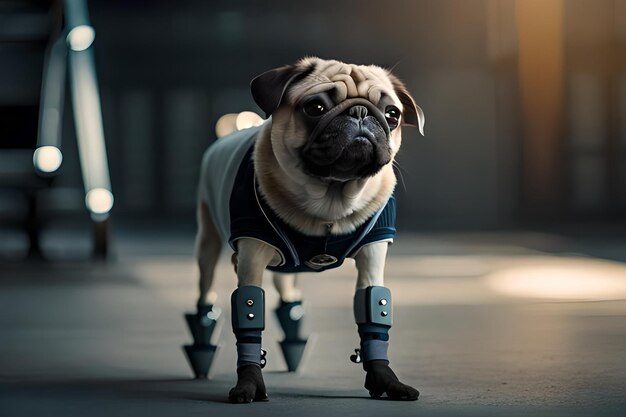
[195, 57, 425, 403]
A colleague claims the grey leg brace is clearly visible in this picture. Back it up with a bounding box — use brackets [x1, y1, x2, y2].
[231, 286, 265, 368]
[354, 286, 392, 364]
[354, 286, 419, 401]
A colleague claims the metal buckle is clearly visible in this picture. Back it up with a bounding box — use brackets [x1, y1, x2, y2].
[260, 348, 267, 368]
[305, 254, 338, 269]
[349, 348, 362, 364]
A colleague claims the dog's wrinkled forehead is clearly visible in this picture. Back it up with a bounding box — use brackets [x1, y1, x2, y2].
[286, 58, 397, 106]
[250, 56, 424, 133]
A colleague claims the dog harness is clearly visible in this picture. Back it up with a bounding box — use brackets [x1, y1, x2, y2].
[199, 123, 396, 274]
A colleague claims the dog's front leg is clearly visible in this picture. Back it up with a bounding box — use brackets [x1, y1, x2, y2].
[353, 242, 419, 401]
[228, 238, 277, 404]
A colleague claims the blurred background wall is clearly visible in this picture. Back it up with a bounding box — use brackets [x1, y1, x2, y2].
[1, 0, 625, 233]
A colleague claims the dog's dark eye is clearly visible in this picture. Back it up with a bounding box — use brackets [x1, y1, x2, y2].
[303, 100, 327, 117]
[385, 106, 401, 130]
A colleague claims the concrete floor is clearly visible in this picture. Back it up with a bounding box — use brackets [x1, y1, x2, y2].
[1, 229, 625, 416]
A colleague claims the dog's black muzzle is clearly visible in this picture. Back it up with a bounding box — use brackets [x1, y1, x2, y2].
[300, 98, 393, 182]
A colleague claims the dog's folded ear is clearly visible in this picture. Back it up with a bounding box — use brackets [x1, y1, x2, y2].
[250, 64, 313, 118]
[389, 75, 425, 136]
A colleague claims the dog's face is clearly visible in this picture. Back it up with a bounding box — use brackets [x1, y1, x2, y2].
[251, 57, 424, 183]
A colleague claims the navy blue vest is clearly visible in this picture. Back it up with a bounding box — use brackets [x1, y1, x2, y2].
[228, 148, 396, 273]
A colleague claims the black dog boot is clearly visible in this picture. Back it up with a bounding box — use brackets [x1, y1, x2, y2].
[228, 363, 268, 403]
[352, 286, 419, 400]
[182, 304, 221, 378]
[364, 360, 419, 400]
[275, 300, 308, 372]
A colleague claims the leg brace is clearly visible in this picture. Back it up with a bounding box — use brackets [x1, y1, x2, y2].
[354, 286, 392, 364]
[275, 300, 305, 341]
[231, 286, 265, 368]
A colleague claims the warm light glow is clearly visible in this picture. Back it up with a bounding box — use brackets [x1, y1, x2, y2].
[33, 146, 63, 173]
[215, 113, 238, 137]
[486, 258, 626, 300]
[235, 111, 264, 130]
[66, 25, 95, 51]
[216, 112, 264, 138]
[85, 188, 114, 214]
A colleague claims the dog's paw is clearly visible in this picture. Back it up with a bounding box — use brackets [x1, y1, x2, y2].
[228, 364, 268, 404]
[364, 360, 419, 401]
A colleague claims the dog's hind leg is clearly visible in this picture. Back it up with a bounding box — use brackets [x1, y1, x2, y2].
[272, 273, 301, 303]
[273, 273, 307, 371]
[353, 242, 419, 401]
[195, 200, 222, 307]
[182, 200, 223, 379]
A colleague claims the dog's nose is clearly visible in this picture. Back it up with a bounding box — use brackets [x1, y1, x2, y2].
[348, 105, 368, 120]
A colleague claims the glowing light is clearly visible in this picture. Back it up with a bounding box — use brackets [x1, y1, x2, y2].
[85, 188, 114, 214]
[33, 146, 63, 173]
[38, 36, 66, 150]
[215, 113, 238, 137]
[216, 111, 264, 138]
[70, 49, 112, 212]
[66, 25, 95, 51]
[486, 258, 626, 300]
[235, 111, 264, 130]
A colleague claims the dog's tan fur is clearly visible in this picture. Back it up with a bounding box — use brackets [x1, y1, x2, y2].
[254, 57, 409, 236]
